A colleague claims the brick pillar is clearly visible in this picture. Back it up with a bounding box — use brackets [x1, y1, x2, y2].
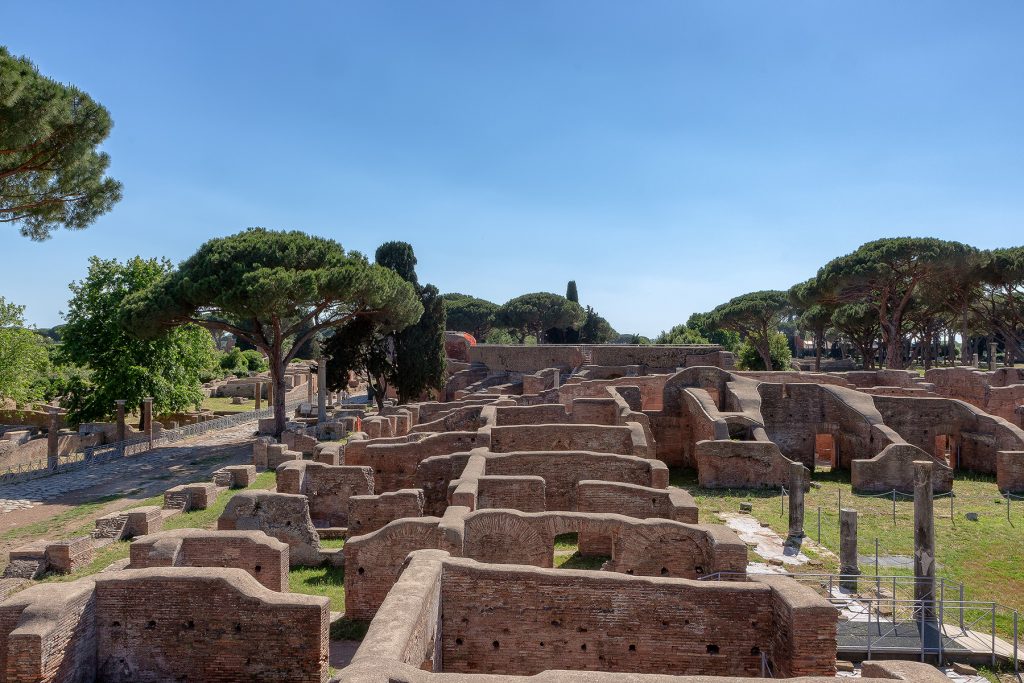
[307, 372, 315, 404]
[254, 382, 262, 410]
[143, 397, 154, 448]
[788, 461, 805, 538]
[47, 408, 60, 469]
[267, 381, 274, 407]
[115, 400, 126, 443]
[839, 508, 859, 591]
[317, 356, 329, 423]
[913, 460, 936, 620]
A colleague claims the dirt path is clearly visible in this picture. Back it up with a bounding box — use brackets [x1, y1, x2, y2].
[0, 424, 256, 569]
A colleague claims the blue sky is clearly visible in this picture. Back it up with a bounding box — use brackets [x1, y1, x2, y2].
[3, 1, 1023, 336]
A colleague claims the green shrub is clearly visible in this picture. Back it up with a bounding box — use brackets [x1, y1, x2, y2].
[736, 332, 792, 371]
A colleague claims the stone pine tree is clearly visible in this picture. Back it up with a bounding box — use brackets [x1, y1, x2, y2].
[0, 47, 122, 240]
[708, 290, 790, 371]
[497, 292, 585, 343]
[814, 238, 976, 369]
[123, 228, 422, 435]
[441, 293, 497, 340]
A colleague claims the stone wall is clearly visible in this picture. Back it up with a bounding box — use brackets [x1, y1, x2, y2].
[489, 424, 642, 455]
[851, 443, 954, 493]
[276, 460, 374, 526]
[218, 491, 322, 566]
[438, 558, 834, 677]
[0, 567, 329, 682]
[997, 451, 1024, 493]
[129, 529, 289, 592]
[576, 480, 697, 523]
[695, 440, 797, 490]
[350, 432, 488, 491]
[349, 489, 427, 535]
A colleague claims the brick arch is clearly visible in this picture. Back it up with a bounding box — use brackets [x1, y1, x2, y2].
[610, 525, 711, 579]
[463, 513, 552, 567]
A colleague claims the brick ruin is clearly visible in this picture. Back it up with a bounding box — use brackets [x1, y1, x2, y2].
[2, 343, 1015, 680]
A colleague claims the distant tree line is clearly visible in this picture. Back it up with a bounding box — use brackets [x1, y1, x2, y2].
[442, 280, 617, 345]
[657, 237, 1024, 371]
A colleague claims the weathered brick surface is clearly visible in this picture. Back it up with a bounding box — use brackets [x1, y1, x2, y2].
[218, 491, 322, 566]
[349, 489, 426, 535]
[438, 558, 827, 677]
[352, 432, 487, 491]
[997, 450, 1024, 492]
[213, 463, 257, 488]
[851, 443, 953, 493]
[252, 436, 274, 469]
[695, 440, 797, 490]
[577, 480, 697, 523]
[489, 424, 637, 455]
[477, 475, 546, 512]
[43, 536, 95, 574]
[92, 568, 328, 682]
[277, 460, 374, 526]
[267, 444, 302, 469]
[345, 517, 444, 620]
[129, 529, 290, 592]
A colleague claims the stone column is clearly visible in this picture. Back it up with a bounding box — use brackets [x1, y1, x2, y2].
[990, 342, 999, 371]
[788, 462, 805, 538]
[47, 408, 60, 469]
[317, 356, 329, 423]
[839, 508, 859, 591]
[914, 461, 936, 621]
[143, 397, 154, 448]
[115, 400, 126, 443]
[254, 382, 262, 410]
[307, 372, 315, 404]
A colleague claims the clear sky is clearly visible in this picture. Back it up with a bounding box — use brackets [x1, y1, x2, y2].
[3, 1, 1023, 336]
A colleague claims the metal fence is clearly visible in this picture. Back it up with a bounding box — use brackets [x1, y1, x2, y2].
[701, 571, 1021, 674]
[0, 400, 302, 486]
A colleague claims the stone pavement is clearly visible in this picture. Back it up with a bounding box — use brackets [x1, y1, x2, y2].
[0, 423, 256, 513]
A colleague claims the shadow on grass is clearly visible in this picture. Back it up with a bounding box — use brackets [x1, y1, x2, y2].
[331, 616, 370, 641]
[557, 553, 610, 570]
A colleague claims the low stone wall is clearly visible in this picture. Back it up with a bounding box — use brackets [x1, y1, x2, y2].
[437, 558, 833, 677]
[129, 529, 289, 592]
[851, 444, 953, 494]
[489, 423, 643, 455]
[277, 460, 374, 526]
[350, 432, 488, 491]
[576, 480, 697, 523]
[218, 491, 322, 566]
[997, 450, 1024, 493]
[349, 489, 427, 535]
[461, 509, 745, 578]
[695, 439, 796, 490]
[0, 567, 328, 682]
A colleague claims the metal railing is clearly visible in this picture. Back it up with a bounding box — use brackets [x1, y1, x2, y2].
[0, 399, 303, 485]
[701, 571, 1020, 673]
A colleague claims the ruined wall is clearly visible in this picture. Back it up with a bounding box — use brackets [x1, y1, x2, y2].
[218, 491, 322, 566]
[349, 489, 427, 535]
[851, 444, 953, 493]
[276, 461, 374, 526]
[489, 424, 639, 455]
[129, 529, 289, 592]
[560, 375, 668, 411]
[587, 345, 729, 372]
[482, 451, 667, 510]
[468, 345, 586, 372]
[872, 395, 1024, 474]
[492, 404, 570, 426]
[351, 432, 488, 492]
[476, 475, 546, 512]
[694, 440, 796, 490]
[438, 559, 833, 677]
[996, 451, 1024, 493]
[93, 568, 327, 682]
[576, 480, 697, 523]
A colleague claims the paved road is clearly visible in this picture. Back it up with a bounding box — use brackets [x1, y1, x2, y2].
[0, 423, 256, 514]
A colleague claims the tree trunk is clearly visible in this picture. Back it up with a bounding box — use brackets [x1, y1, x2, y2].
[884, 319, 903, 369]
[271, 345, 286, 437]
[758, 341, 774, 372]
[814, 331, 822, 372]
[960, 304, 971, 365]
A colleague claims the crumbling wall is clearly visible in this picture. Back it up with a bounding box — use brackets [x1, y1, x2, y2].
[129, 529, 289, 592]
[276, 460, 374, 526]
[489, 424, 641, 455]
[851, 444, 953, 493]
[576, 480, 697, 523]
[349, 489, 427, 535]
[351, 432, 488, 491]
[438, 558, 833, 677]
[218, 491, 322, 566]
[695, 440, 797, 489]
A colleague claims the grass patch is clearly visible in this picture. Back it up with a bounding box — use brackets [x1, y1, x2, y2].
[331, 616, 370, 641]
[39, 541, 130, 583]
[671, 466, 1024, 637]
[160, 470, 277, 531]
[200, 396, 256, 414]
[553, 532, 577, 550]
[556, 552, 609, 570]
[0, 495, 122, 543]
[320, 537, 346, 549]
[289, 563, 345, 611]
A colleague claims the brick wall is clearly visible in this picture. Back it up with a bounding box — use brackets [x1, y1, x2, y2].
[477, 475, 546, 512]
[129, 529, 290, 592]
[576, 480, 697, 523]
[351, 432, 487, 492]
[277, 460, 374, 526]
[349, 489, 427, 535]
[93, 568, 328, 682]
[438, 559, 828, 677]
[489, 424, 636, 454]
[695, 440, 795, 490]
[997, 451, 1024, 493]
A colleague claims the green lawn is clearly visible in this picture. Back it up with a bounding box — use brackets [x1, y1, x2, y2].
[200, 396, 256, 414]
[1, 494, 123, 544]
[289, 563, 345, 610]
[671, 467, 1024, 637]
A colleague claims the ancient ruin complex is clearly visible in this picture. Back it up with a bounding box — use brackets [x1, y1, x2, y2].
[2, 342, 1022, 681]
